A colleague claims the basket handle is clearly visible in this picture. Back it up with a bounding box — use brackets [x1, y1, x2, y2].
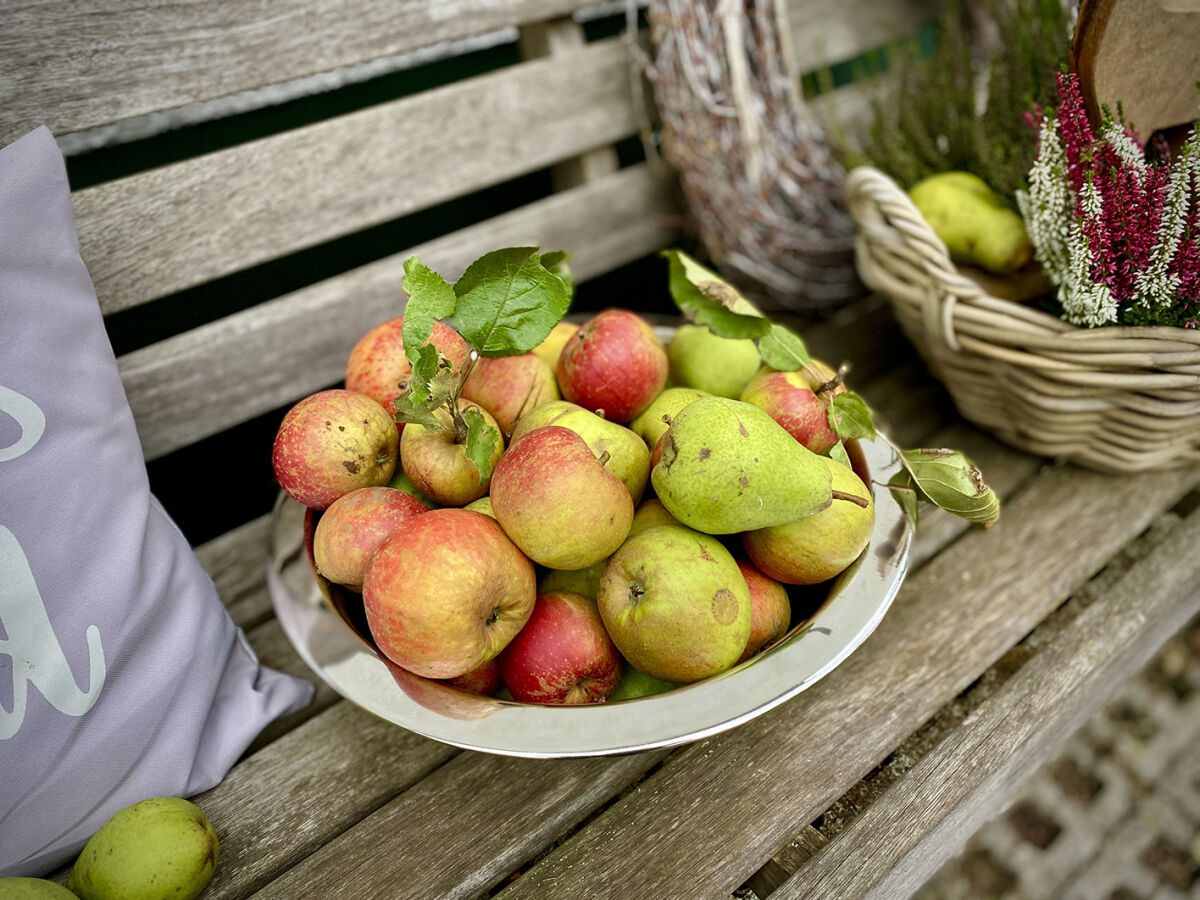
[846, 166, 986, 351]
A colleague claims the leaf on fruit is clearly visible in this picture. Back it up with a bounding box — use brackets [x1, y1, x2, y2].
[401, 256, 458, 365]
[405, 344, 443, 405]
[757, 322, 812, 371]
[540, 249, 574, 299]
[900, 448, 1000, 527]
[886, 471, 921, 527]
[392, 391, 445, 431]
[452, 247, 571, 357]
[828, 442, 853, 469]
[462, 406, 500, 485]
[662, 249, 771, 340]
[827, 391, 877, 442]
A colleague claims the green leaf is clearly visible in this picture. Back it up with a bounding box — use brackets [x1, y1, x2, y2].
[391, 391, 444, 431]
[886, 471, 920, 527]
[757, 323, 811, 371]
[900, 448, 1000, 527]
[827, 391, 877, 441]
[405, 344, 442, 405]
[541, 250, 575, 300]
[452, 247, 571, 357]
[401, 256, 458, 365]
[661, 249, 771, 340]
[828, 441, 853, 469]
[462, 407, 501, 485]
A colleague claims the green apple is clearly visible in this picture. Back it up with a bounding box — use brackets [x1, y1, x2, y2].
[608, 665, 678, 700]
[667, 324, 761, 398]
[539, 559, 606, 600]
[629, 387, 709, 449]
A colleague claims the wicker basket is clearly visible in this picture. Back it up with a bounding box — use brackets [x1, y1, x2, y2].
[846, 166, 1200, 474]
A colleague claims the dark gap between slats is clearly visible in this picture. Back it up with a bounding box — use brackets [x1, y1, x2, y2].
[580, 7, 648, 43]
[65, 40, 523, 189]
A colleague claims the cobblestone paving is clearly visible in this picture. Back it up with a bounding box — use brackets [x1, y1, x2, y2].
[916, 617, 1200, 900]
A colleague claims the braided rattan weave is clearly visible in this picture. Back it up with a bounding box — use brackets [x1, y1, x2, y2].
[846, 166, 1200, 473]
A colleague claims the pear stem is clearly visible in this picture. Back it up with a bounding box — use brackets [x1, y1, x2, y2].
[597, 450, 612, 467]
[831, 490, 870, 508]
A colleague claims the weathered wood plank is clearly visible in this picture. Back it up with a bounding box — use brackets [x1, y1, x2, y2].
[196, 514, 274, 630]
[249, 748, 672, 900]
[493, 462, 1200, 900]
[0, 0, 610, 145]
[195, 700, 457, 900]
[76, 36, 640, 313]
[775, 507, 1200, 899]
[785, 0, 941, 71]
[117, 162, 677, 461]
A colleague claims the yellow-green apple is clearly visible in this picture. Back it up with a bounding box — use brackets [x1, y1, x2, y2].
[447, 657, 501, 695]
[667, 324, 761, 398]
[629, 386, 709, 449]
[399, 398, 504, 506]
[345, 316, 471, 421]
[531, 320, 579, 371]
[628, 498, 681, 537]
[539, 560, 606, 600]
[387, 468, 437, 508]
[739, 360, 844, 455]
[734, 559, 791, 663]
[597, 524, 752, 682]
[509, 400, 649, 502]
[464, 495, 495, 518]
[362, 508, 536, 679]
[490, 425, 633, 570]
[608, 666, 678, 700]
[272, 389, 399, 509]
[556, 308, 668, 423]
[462, 352, 560, 437]
[313, 486, 428, 590]
[497, 591, 622, 704]
[743, 456, 874, 584]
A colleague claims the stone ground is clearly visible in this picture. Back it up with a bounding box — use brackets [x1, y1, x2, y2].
[916, 614, 1200, 900]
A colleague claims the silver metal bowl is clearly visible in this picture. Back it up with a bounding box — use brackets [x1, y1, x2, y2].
[267, 429, 912, 758]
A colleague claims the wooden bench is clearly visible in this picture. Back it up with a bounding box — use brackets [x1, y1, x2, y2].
[5, 2, 1200, 896]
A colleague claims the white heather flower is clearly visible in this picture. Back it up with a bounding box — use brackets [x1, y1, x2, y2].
[1019, 117, 1073, 284]
[1133, 131, 1199, 310]
[1102, 120, 1147, 173]
[1060, 178, 1118, 327]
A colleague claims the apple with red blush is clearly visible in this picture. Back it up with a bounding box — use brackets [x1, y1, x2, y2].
[313, 486, 428, 590]
[345, 316, 471, 419]
[461, 351, 559, 437]
[735, 559, 791, 663]
[739, 360, 845, 455]
[556, 308, 668, 423]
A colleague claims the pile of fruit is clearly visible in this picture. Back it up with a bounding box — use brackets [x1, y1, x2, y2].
[271, 247, 996, 705]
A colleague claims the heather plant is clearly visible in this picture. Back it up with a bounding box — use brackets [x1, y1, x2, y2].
[1017, 72, 1200, 328]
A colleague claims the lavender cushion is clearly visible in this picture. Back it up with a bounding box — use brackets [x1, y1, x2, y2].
[0, 127, 314, 877]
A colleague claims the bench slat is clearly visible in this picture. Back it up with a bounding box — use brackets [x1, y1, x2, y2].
[76, 36, 640, 314]
[0, 0, 604, 145]
[775, 505, 1200, 899]
[490, 462, 1200, 900]
[117, 163, 676, 461]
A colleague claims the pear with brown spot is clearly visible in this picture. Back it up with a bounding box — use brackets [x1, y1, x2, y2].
[651, 396, 832, 534]
[598, 524, 751, 683]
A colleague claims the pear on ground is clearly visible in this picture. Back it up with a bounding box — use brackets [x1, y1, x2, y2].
[629, 387, 708, 449]
[651, 397, 832, 534]
[598, 524, 752, 682]
[491, 425, 633, 570]
[743, 456, 874, 584]
[628, 498, 682, 537]
[667, 324, 761, 398]
[510, 400, 649, 503]
[68, 797, 219, 900]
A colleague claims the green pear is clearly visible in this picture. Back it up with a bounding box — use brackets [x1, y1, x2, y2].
[629, 387, 709, 449]
[628, 498, 682, 537]
[743, 456, 875, 584]
[651, 397, 832, 534]
[68, 797, 219, 900]
[598, 524, 752, 682]
[0, 879, 79, 899]
[539, 559, 606, 600]
[510, 400, 649, 503]
[908, 171, 1032, 275]
[608, 665, 678, 700]
[667, 325, 762, 398]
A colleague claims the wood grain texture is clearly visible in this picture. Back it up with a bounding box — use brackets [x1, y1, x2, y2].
[493, 463, 1200, 900]
[116, 163, 677, 460]
[250, 748, 672, 899]
[75, 36, 640, 313]
[195, 513, 274, 629]
[784, 0, 940, 70]
[0, 0, 604, 144]
[776, 506, 1200, 899]
[194, 700, 457, 900]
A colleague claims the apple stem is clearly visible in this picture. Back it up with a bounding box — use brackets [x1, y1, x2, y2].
[831, 489, 870, 508]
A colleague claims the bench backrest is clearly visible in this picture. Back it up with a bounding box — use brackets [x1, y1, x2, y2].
[1, 0, 937, 544]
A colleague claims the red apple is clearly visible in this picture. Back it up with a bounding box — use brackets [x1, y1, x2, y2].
[462, 352, 560, 437]
[448, 657, 502, 695]
[556, 308, 668, 423]
[735, 559, 791, 663]
[739, 360, 844, 455]
[272, 389, 399, 509]
[498, 591, 621, 704]
[345, 316, 471, 419]
[312, 486, 427, 590]
[399, 398, 505, 506]
[362, 508, 536, 679]
[490, 425, 633, 570]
